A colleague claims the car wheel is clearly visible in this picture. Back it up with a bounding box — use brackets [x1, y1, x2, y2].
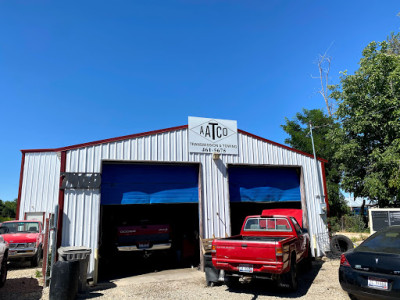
[31, 247, 41, 267]
[330, 235, 353, 255]
[0, 255, 7, 288]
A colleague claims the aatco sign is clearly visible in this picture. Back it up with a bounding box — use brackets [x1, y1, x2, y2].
[188, 116, 238, 155]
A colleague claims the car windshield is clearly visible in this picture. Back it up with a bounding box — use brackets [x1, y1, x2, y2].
[2, 222, 39, 233]
[357, 226, 400, 254]
[243, 217, 291, 232]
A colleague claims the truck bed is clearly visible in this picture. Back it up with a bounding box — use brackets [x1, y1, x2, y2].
[242, 236, 288, 242]
[220, 235, 289, 242]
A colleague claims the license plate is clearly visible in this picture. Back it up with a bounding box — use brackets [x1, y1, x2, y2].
[239, 264, 253, 273]
[138, 242, 150, 249]
[368, 277, 388, 290]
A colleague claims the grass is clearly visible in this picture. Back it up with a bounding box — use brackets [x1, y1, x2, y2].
[35, 270, 42, 278]
[350, 233, 370, 244]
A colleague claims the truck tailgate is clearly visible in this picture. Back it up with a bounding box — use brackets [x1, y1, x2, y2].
[212, 236, 294, 274]
[214, 239, 278, 263]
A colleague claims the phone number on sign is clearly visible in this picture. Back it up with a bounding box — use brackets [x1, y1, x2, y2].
[202, 148, 227, 153]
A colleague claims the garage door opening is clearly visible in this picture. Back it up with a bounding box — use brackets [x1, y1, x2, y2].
[98, 163, 200, 280]
[228, 165, 303, 234]
[99, 203, 199, 280]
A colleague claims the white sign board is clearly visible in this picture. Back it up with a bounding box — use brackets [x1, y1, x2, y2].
[188, 116, 238, 155]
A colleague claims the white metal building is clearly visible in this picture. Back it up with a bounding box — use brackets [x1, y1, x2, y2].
[17, 120, 329, 282]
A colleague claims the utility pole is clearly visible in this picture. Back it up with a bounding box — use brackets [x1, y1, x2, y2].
[309, 122, 326, 214]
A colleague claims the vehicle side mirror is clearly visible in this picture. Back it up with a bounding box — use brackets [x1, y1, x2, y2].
[302, 228, 308, 234]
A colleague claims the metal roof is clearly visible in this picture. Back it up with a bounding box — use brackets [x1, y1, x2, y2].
[21, 125, 328, 163]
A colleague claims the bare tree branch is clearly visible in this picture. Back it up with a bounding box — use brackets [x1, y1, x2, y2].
[318, 53, 332, 117]
[312, 43, 334, 117]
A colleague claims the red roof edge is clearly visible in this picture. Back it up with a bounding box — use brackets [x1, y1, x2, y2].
[21, 125, 189, 154]
[20, 125, 328, 163]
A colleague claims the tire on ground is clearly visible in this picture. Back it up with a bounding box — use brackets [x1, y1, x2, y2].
[303, 246, 313, 271]
[330, 235, 353, 255]
[280, 254, 298, 291]
[31, 246, 41, 267]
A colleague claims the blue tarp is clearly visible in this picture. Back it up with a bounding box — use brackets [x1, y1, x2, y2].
[101, 164, 199, 205]
[228, 166, 301, 202]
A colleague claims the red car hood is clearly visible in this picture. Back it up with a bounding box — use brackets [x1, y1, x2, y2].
[1, 233, 38, 243]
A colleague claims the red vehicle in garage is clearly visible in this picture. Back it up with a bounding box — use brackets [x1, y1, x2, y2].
[116, 220, 172, 256]
[211, 209, 311, 291]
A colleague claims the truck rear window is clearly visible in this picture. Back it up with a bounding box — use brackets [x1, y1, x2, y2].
[243, 217, 291, 232]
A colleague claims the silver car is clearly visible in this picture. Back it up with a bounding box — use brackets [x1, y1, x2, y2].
[0, 234, 8, 287]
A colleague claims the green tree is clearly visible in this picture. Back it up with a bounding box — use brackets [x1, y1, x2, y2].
[2, 199, 17, 218]
[0, 199, 17, 221]
[330, 39, 400, 207]
[282, 108, 348, 217]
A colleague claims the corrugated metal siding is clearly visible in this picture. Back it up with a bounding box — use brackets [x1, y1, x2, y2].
[19, 152, 60, 218]
[25, 127, 328, 276]
[62, 190, 100, 277]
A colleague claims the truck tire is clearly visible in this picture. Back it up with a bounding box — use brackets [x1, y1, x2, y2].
[31, 246, 41, 267]
[0, 252, 7, 288]
[330, 235, 353, 255]
[281, 256, 298, 291]
[303, 246, 313, 271]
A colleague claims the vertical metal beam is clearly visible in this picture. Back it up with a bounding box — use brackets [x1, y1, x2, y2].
[16, 152, 26, 220]
[56, 151, 66, 250]
[309, 123, 326, 211]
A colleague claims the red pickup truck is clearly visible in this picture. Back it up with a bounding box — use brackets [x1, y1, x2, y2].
[0, 220, 43, 267]
[211, 209, 311, 291]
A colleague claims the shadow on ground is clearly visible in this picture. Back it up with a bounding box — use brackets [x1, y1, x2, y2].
[98, 250, 198, 281]
[76, 282, 117, 299]
[219, 260, 325, 299]
[8, 259, 42, 270]
[0, 277, 43, 300]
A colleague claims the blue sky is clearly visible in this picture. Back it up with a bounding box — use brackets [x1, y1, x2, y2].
[0, 1, 399, 201]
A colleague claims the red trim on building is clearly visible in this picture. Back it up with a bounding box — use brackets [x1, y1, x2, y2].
[21, 125, 327, 163]
[321, 161, 330, 216]
[238, 129, 328, 163]
[56, 151, 66, 250]
[16, 152, 26, 220]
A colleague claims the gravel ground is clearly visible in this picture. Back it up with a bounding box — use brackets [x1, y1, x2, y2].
[0, 257, 350, 300]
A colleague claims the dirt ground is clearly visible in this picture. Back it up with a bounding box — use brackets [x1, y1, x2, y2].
[0, 256, 351, 300]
